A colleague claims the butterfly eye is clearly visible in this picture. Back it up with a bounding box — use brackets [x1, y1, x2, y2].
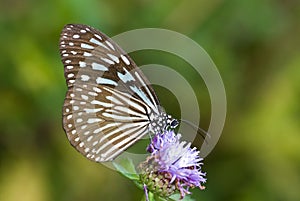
[170, 119, 179, 128]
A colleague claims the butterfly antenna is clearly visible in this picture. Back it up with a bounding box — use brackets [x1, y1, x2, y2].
[179, 119, 210, 144]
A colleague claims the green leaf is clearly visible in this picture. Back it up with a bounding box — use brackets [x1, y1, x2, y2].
[133, 180, 143, 190]
[153, 194, 167, 201]
[169, 193, 195, 201]
[113, 157, 139, 181]
[148, 192, 156, 201]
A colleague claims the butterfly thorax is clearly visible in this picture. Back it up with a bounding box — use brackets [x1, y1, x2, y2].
[148, 112, 178, 134]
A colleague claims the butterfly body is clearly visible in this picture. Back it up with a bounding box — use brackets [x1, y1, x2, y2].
[60, 24, 178, 162]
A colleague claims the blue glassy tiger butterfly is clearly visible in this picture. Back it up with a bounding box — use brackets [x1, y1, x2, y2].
[60, 24, 179, 162]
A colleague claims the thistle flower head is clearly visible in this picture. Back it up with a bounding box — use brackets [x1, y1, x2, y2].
[140, 130, 206, 199]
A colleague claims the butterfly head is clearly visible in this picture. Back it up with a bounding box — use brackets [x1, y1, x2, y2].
[166, 115, 179, 130]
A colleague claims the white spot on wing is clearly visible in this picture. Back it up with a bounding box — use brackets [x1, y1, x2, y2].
[94, 34, 102, 40]
[81, 75, 90, 81]
[89, 38, 109, 50]
[83, 52, 92, 57]
[93, 87, 102, 93]
[87, 118, 102, 123]
[81, 43, 94, 49]
[79, 61, 86, 67]
[85, 135, 94, 142]
[84, 108, 102, 113]
[89, 38, 102, 46]
[103, 112, 145, 122]
[130, 85, 153, 109]
[81, 95, 88, 100]
[105, 41, 115, 50]
[101, 58, 114, 65]
[67, 73, 74, 78]
[96, 77, 118, 86]
[121, 55, 130, 65]
[73, 34, 80, 39]
[92, 62, 108, 71]
[117, 68, 135, 83]
[88, 91, 98, 96]
[134, 72, 158, 113]
[91, 100, 113, 107]
[106, 96, 122, 105]
[107, 54, 119, 63]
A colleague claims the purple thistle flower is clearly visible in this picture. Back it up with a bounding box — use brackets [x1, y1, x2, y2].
[140, 130, 206, 199]
[146, 130, 181, 153]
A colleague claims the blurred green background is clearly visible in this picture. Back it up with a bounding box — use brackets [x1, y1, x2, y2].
[1, 0, 300, 200]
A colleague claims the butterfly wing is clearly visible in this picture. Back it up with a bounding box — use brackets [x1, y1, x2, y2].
[60, 24, 161, 162]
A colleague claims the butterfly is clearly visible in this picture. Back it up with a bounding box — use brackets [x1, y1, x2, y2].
[59, 24, 179, 162]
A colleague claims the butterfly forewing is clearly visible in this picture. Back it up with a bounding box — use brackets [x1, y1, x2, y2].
[60, 24, 162, 162]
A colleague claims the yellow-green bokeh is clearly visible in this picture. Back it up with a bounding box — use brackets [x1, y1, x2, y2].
[0, 0, 299, 200]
